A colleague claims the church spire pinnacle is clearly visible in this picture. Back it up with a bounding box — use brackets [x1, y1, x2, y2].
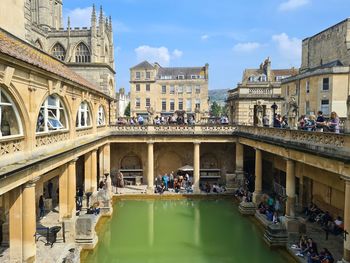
[109, 16, 112, 32]
[91, 4, 96, 23]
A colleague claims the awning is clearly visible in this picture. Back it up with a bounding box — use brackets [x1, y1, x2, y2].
[178, 165, 193, 171]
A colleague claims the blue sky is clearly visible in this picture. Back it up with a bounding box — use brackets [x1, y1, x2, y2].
[62, 0, 350, 91]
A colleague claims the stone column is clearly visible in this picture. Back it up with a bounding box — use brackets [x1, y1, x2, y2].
[103, 143, 112, 193]
[147, 142, 154, 193]
[91, 149, 98, 192]
[193, 141, 201, 193]
[9, 181, 37, 262]
[103, 143, 111, 176]
[67, 159, 77, 218]
[22, 181, 36, 263]
[253, 148, 262, 203]
[9, 186, 23, 262]
[99, 147, 104, 181]
[286, 159, 296, 218]
[343, 177, 350, 262]
[84, 151, 92, 193]
[59, 164, 69, 220]
[1, 192, 10, 246]
[235, 142, 244, 187]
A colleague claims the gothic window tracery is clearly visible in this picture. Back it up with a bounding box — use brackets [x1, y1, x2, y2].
[76, 101, 91, 128]
[0, 87, 22, 138]
[36, 95, 68, 133]
[52, 43, 66, 61]
[75, 43, 91, 63]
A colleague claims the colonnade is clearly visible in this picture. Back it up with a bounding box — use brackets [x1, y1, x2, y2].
[2, 143, 111, 262]
[249, 146, 350, 262]
[146, 141, 202, 193]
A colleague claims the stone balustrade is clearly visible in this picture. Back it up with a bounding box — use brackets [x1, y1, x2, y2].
[111, 124, 237, 135]
[36, 131, 70, 147]
[0, 136, 25, 157]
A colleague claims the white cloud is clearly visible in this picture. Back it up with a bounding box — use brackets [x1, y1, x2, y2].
[172, 49, 183, 59]
[272, 33, 301, 63]
[201, 35, 209, 41]
[279, 0, 310, 12]
[63, 7, 92, 28]
[233, 42, 261, 52]
[135, 46, 183, 66]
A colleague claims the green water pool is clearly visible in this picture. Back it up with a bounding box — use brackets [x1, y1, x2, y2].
[82, 199, 293, 263]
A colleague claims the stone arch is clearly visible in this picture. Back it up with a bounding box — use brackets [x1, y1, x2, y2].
[0, 83, 26, 138]
[156, 151, 182, 176]
[120, 153, 142, 169]
[200, 152, 219, 169]
[74, 42, 91, 63]
[50, 42, 66, 61]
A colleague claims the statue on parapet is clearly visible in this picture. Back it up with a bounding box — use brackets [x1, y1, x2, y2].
[147, 107, 155, 124]
[255, 100, 264, 127]
[287, 97, 298, 129]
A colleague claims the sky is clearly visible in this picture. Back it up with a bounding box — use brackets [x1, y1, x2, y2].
[62, 0, 350, 91]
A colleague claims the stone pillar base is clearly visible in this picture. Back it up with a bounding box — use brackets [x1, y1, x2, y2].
[146, 186, 154, 194]
[252, 192, 262, 204]
[75, 214, 98, 249]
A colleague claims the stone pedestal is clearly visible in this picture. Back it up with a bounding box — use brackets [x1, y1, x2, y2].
[263, 223, 288, 247]
[75, 214, 98, 249]
[62, 218, 76, 243]
[284, 216, 302, 233]
[238, 201, 256, 215]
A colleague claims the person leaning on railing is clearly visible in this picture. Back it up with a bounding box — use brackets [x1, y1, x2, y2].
[327, 111, 340, 133]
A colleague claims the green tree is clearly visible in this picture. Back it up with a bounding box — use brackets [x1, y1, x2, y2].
[124, 102, 130, 117]
[210, 101, 221, 117]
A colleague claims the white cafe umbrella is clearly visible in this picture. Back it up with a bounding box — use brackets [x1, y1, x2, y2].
[178, 165, 193, 172]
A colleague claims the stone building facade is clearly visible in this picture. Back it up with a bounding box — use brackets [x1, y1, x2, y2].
[0, 0, 116, 98]
[129, 61, 209, 122]
[226, 58, 297, 125]
[116, 88, 130, 118]
[282, 19, 350, 119]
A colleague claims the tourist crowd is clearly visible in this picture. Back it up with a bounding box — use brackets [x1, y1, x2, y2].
[268, 110, 340, 133]
[257, 194, 283, 224]
[292, 236, 334, 263]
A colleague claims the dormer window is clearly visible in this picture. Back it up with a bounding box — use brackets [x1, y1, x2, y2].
[259, 75, 267, 82]
[248, 76, 255, 82]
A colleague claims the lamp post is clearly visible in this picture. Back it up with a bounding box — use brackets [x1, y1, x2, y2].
[271, 102, 278, 127]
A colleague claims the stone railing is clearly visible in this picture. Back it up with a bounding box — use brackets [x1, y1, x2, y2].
[36, 131, 70, 147]
[111, 124, 237, 135]
[236, 125, 350, 159]
[0, 136, 25, 156]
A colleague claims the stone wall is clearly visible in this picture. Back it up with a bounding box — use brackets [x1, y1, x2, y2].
[301, 19, 350, 71]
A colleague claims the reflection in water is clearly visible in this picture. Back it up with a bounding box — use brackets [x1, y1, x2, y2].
[83, 200, 292, 263]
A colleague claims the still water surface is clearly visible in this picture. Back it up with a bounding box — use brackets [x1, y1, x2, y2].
[82, 199, 292, 263]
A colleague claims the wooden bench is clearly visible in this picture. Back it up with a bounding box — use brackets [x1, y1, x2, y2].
[313, 195, 344, 219]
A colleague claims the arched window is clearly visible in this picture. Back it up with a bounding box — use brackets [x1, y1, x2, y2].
[0, 87, 22, 138]
[75, 43, 91, 63]
[97, 105, 106, 126]
[52, 43, 66, 61]
[76, 101, 91, 128]
[36, 95, 68, 133]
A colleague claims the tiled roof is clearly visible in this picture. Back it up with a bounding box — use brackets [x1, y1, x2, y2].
[131, 61, 154, 70]
[0, 28, 99, 92]
[157, 66, 204, 78]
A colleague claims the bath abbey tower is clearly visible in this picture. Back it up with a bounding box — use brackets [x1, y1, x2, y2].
[1, 0, 116, 97]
